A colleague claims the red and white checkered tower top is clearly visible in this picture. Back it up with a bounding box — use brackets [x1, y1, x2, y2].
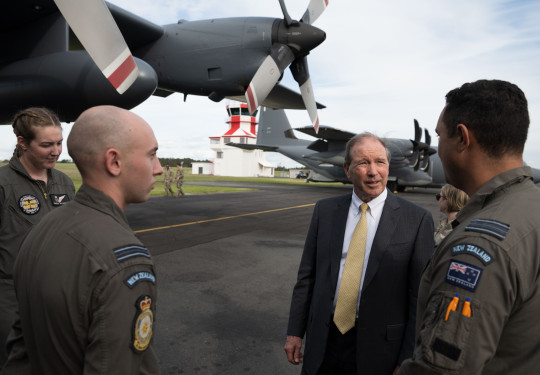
[220, 103, 258, 139]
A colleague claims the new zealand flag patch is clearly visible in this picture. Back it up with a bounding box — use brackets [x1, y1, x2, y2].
[445, 260, 483, 292]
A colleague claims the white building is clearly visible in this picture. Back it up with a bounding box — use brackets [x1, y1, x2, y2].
[191, 162, 213, 175]
[209, 103, 274, 177]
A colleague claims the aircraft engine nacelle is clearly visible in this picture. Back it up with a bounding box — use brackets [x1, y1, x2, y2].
[0, 51, 157, 123]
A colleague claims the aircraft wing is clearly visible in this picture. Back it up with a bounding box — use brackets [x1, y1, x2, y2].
[295, 125, 357, 141]
[226, 143, 278, 152]
[227, 84, 325, 111]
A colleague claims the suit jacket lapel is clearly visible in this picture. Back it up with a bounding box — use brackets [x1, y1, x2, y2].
[330, 194, 351, 291]
[361, 190, 400, 293]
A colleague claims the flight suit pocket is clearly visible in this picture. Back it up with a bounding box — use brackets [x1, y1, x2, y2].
[417, 291, 477, 373]
[9, 204, 34, 229]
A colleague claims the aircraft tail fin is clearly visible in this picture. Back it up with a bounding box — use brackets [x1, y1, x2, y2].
[257, 107, 302, 146]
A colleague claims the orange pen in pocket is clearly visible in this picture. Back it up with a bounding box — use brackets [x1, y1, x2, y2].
[445, 293, 459, 321]
[462, 297, 471, 317]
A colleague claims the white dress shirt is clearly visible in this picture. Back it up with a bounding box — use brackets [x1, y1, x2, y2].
[333, 188, 388, 313]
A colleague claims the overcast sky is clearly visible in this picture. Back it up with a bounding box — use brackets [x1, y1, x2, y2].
[1, 0, 539, 168]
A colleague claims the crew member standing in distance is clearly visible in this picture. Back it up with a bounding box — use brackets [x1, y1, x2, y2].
[285, 132, 434, 375]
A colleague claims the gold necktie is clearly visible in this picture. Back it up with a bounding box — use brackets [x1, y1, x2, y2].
[334, 203, 369, 334]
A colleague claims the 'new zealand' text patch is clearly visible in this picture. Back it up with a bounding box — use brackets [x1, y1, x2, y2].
[445, 260, 483, 292]
[125, 271, 156, 289]
[452, 243, 494, 265]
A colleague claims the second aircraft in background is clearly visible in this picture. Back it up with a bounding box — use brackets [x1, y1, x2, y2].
[230, 108, 540, 191]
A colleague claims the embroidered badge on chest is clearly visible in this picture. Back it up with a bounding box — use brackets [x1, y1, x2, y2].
[19, 194, 40, 215]
[131, 295, 154, 353]
[50, 194, 70, 206]
[445, 260, 483, 292]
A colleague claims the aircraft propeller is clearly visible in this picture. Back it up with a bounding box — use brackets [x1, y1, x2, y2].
[409, 119, 436, 171]
[53, 0, 138, 94]
[245, 0, 328, 133]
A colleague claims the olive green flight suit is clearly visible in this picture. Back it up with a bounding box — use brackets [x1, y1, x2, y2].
[3, 184, 159, 374]
[0, 156, 74, 366]
[399, 167, 540, 374]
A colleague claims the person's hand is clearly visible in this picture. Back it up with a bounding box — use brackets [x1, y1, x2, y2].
[284, 335, 304, 365]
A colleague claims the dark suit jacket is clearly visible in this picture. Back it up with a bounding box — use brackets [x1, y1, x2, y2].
[287, 191, 434, 375]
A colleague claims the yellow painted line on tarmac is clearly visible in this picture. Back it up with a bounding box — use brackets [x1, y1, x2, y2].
[134, 203, 316, 234]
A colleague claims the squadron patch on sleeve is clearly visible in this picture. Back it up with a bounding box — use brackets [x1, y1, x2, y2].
[465, 219, 510, 241]
[452, 244, 494, 265]
[50, 194, 70, 206]
[131, 295, 154, 353]
[19, 194, 40, 215]
[113, 245, 151, 263]
[125, 271, 156, 289]
[445, 260, 483, 292]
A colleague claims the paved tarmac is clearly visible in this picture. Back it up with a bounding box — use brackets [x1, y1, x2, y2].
[125, 182, 442, 375]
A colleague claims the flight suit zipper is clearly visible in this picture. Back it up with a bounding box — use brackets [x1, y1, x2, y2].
[37, 180, 48, 200]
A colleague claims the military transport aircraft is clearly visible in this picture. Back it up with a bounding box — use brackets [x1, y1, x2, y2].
[0, 0, 328, 125]
[230, 108, 540, 191]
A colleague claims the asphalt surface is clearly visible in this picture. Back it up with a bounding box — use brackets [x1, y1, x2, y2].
[125, 182, 442, 375]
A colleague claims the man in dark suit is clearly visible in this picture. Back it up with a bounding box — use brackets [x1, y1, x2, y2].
[284, 132, 434, 375]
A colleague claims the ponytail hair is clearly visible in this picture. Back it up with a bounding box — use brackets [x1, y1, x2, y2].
[12, 107, 61, 157]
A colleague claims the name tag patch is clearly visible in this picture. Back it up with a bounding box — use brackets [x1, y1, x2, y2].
[125, 271, 156, 289]
[19, 194, 40, 215]
[445, 260, 483, 292]
[50, 194, 70, 206]
[452, 244, 493, 265]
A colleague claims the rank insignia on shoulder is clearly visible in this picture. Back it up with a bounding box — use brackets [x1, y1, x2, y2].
[113, 245, 151, 263]
[445, 260, 483, 292]
[465, 219, 510, 241]
[50, 194, 70, 206]
[19, 194, 40, 215]
[125, 271, 156, 289]
[452, 244, 494, 265]
[131, 295, 154, 353]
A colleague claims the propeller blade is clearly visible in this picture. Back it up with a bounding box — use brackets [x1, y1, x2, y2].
[245, 44, 295, 114]
[278, 0, 295, 26]
[299, 79, 319, 133]
[414, 119, 422, 143]
[301, 0, 330, 25]
[291, 57, 319, 133]
[424, 128, 431, 146]
[53, 0, 137, 94]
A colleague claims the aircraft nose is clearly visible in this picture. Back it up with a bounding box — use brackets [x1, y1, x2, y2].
[273, 20, 326, 57]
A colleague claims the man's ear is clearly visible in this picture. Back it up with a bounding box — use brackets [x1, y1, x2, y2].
[343, 163, 350, 179]
[104, 148, 121, 176]
[455, 123, 471, 152]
